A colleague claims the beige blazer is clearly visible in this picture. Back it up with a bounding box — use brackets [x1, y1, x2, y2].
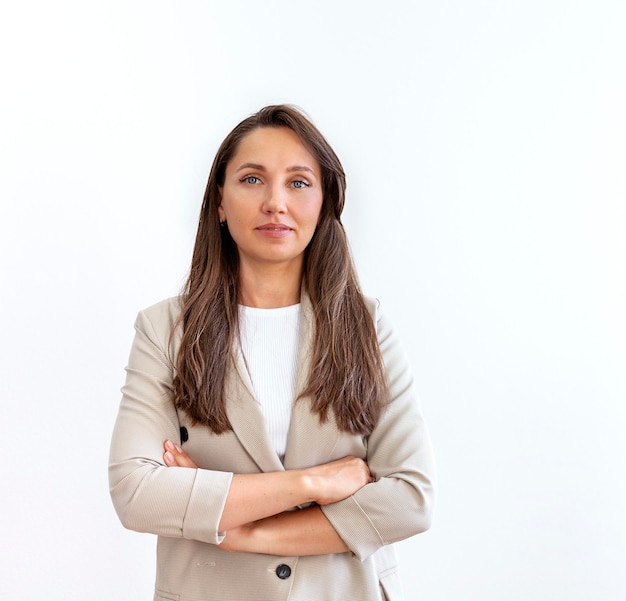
[109, 295, 436, 601]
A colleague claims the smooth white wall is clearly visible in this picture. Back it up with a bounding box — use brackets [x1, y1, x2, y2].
[1, 1, 624, 599]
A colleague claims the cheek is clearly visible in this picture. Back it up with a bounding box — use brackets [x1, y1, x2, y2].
[303, 194, 324, 223]
[300, 206, 321, 229]
[218, 195, 243, 222]
[314, 200, 324, 226]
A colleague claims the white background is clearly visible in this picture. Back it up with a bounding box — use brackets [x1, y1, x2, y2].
[1, 1, 624, 599]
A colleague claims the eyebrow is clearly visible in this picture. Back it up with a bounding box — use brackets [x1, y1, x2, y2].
[235, 162, 316, 175]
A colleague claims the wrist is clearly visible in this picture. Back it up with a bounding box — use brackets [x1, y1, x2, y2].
[297, 469, 318, 505]
[221, 521, 255, 553]
[234, 519, 277, 555]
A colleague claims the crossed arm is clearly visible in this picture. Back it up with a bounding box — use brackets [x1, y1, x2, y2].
[112, 303, 435, 559]
[162, 440, 372, 556]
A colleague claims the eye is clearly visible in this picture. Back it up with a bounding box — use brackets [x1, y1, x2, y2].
[292, 180, 310, 189]
[241, 175, 261, 185]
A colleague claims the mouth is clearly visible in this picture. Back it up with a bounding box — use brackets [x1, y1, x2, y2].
[255, 223, 294, 238]
[256, 224, 293, 231]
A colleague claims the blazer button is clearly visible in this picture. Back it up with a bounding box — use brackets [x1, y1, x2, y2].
[275, 564, 291, 579]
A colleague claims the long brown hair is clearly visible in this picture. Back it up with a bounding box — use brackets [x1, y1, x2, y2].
[173, 105, 388, 435]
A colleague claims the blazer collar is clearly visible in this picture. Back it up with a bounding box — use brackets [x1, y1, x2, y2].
[227, 345, 284, 473]
[283, 293, 341, 470]
[226, 292, 340, 473]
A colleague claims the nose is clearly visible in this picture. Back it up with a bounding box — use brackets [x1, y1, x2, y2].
[263, 185, 287, 214]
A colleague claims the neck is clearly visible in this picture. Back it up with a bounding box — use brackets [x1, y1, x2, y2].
[238, 261, 304, 308]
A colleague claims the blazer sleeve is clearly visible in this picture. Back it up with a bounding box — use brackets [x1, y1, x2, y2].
[108, 301, 233, 545]
[320, 301, 437, 561]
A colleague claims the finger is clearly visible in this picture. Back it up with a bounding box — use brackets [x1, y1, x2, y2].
[163, 440, 198, 468]
[163, 440, 179, 467]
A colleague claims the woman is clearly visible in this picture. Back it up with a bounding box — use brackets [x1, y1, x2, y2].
[109, 105, 436, 601]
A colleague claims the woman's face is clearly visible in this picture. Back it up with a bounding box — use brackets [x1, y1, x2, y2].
[218, 127, 323, 274]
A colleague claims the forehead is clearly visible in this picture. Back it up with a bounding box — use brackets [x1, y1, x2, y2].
[227, 127, 321, 174]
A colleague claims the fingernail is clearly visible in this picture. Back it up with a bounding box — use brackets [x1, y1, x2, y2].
[165, 440, 175, 451]
[164, 451, 174, 464]
[175, 444, 183, 453]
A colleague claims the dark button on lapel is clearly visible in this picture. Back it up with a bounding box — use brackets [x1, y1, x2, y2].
[180, 427, 189, 443]
[275, 564, 291, 579]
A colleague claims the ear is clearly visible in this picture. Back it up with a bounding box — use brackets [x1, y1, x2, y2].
[217, 187, 225, 221]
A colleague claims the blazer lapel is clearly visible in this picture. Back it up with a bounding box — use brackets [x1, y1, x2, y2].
[283, 294, 340, 470]
[227, 346, 285, 473]
[226, 293, 340, 474]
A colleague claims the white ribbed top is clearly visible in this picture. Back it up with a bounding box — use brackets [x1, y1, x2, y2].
[238, 303, 301, 462]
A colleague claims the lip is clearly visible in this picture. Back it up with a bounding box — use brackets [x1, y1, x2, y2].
[256, 223, 293, 230]
[255, 223, 294, 238]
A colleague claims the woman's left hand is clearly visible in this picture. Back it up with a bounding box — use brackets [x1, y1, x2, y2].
[163, 440, 198, 468]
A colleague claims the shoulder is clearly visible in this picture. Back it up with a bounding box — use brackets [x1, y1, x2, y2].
[362, 294, 381, 320]
[139, 296, 183, 324]
[362, 294, 388, 334]
[363, 295, 406, 367]
[134, 296, 184, 343]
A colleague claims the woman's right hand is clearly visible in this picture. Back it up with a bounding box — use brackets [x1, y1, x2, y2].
[163, 439, 198, 468]
[303, 456, 373, 505]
